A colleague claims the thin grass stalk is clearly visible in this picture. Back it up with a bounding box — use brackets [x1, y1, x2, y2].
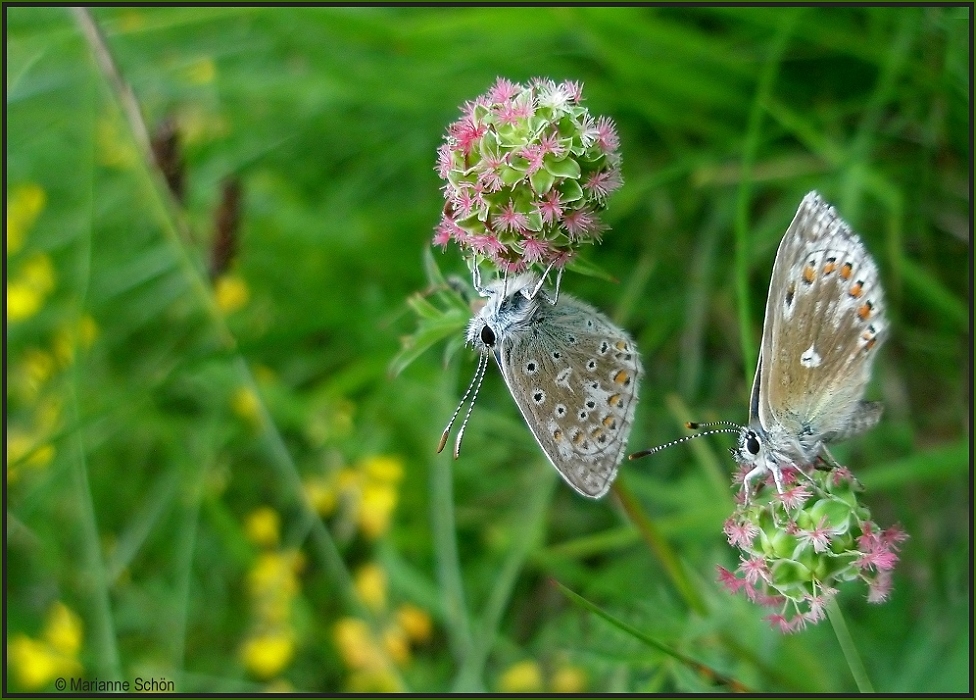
[826, 596, 875, 693]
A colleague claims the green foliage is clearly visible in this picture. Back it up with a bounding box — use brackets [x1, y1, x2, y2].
[6, 6, 969, 693]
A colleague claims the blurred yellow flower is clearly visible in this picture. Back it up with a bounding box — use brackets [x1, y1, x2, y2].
[117, 9, 145, 32]
[358, 482, 397, 539]
[8, 602, 83, 690]
[354, 563, 387, 613]
[6, 183, 46, 254]
[215, 274, 250, 314]
[7, 254, 56, 323]
[333, 617, 386, 673]
[183, 57, 217, 85]
[302, 475, 337, 516]
[395, 603, 432, 644]
[22, 348, 56, 392]
[7, 431, 56, 483]
[381, 624, 410, 666]
[346, 669, 402, 693]
[180, 106, 230, 145]
[250, 551, 302, 600]
[44, 602, 83, 656]
[231, 386, 262, 429]
[54, 316, 99, 367]
[245, 507, 280, 548]
[304, 398, 355, 446]
[550, 664, 588, 693]
[310, 456, 404, 539]
[498, 659, 544, 693]
[362, 455, 404, 483]
[241, 628, 295, 679]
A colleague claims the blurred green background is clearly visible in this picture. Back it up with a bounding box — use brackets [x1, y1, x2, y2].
[5, 6, 970, 694]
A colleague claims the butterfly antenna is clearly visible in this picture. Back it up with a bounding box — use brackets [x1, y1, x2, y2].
[685, 420, 742, 430]
[628, 423, 743, 460]
[453, 350, 490, 459]
[437, 350, 489, 454]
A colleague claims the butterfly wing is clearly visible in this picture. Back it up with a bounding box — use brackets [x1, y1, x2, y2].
[755, 192, 887, 452]
[497, 295, 641, 498]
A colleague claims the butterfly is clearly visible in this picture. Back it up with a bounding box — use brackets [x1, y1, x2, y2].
[631, 191, 887, 493]
[440, 270, 641, 498]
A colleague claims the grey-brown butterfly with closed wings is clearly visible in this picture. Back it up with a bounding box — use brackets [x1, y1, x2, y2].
[439, 268, 641, 498]
[631, 191, 887, 493]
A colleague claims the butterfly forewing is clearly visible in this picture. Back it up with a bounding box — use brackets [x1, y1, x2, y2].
[757, 192, 887, 440]
[499, 297, 641, 498]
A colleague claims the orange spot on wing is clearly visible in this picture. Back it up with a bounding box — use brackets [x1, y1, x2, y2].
[553, 429, 563, 441]
[612, 370, 629, 385]
[849, 281, 864, 298]
[572, 431, 585, 446]
[858, 301, 873, 320]
[614, 340, 628, 351]
[823, 258, 837, 274]
[802, 264, 816, 284]
[602, 415, 616, 427]
[840, 262, 853, 280]
[607, 394, 621, 407]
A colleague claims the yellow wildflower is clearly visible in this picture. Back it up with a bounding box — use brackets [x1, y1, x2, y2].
[6, 183, 46, 254]
[303, 475, 337, 516]
[183, 57, 217, 85]
[550, 664, 588, 693]
[305, 398, 355, 446]
[362, 455, 404, 484]
[231, 386, 262, 429]
[9, 636, 80, 690]
[346, 669, 402, 693]
[241, 628, 295, 679]
[358, 481, 397, 539]
[7, 431, 56, 483]
[117, 10, 144, 32]
[335, 467, 361, 494]
[395, 603, 432, 644]
[382, 624, 410, 666]
[333, 617, 385, 672]
[8, 602, 83, 690]
[250, 551, 302, 600]
[21, 348, 56, 396]
[245, 507, 280, 548]
[7, 254, 56, 323]
[43, 602, 83, 656]
[215, 274, 250, 314]
[7, 282, 43, 322]
[22, 254, 56, 295]
[498, 659, 544, 693]
[53, 315, 99, 367]
[353, 563, 387, 613]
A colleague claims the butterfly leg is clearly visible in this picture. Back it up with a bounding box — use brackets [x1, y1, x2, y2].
[741, 463, 769, 500]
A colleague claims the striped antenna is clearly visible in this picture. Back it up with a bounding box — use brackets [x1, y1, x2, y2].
[628, 421, 744, 461]
[437, 349, 490, 457]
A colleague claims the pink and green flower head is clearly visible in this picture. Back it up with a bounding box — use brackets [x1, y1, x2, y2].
[433, 77, 623, 273]
[718, 464, 907, 632]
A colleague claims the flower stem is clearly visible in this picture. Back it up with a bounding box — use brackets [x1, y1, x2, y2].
[826, 596, 875, 693]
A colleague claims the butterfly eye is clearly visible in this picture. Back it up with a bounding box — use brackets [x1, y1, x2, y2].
[746, 431, 761, 456]
[480, 325, 496, 346]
